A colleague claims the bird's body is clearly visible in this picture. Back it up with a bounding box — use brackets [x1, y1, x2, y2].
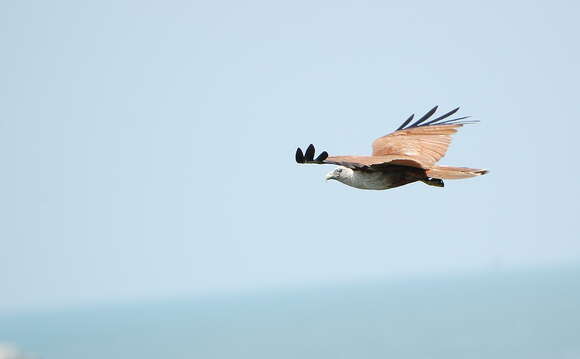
[329, 166, 421, 190]
[295, 106, 488, 191]
[340, 167, 397, 190]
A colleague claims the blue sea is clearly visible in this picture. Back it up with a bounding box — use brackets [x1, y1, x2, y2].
[1, 266, 580, 359]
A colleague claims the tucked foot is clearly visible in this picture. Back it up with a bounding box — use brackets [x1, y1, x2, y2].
[421, 178, 444, 187]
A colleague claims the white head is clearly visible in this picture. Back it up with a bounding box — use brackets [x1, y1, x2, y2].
[325, 166, 353, 183]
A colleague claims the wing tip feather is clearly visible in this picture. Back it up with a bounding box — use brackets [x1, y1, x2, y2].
[395, 106, 475, 131]
[295, 145, 329, 164]
[295, 147, 305, 163]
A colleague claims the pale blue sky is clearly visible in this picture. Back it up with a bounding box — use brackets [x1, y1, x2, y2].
[1, 0, 579, 313]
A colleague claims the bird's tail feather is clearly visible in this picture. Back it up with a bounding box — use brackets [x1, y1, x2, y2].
[426, 166, 488, 179]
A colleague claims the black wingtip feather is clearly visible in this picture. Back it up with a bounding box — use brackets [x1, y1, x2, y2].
[396, 114, 414, 131]
[409, 105, 438, 128]
[295, 145, 329, 164]
[438, 116, 473, 125]
[395, 106, 474, 131]
[295, 147, 305, 163]
[423, 107, 460, 126]
[305, 144, 315, 161]
[315, 151, 328, 163]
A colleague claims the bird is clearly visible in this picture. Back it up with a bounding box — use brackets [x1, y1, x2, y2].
[295, 106, 488, 190]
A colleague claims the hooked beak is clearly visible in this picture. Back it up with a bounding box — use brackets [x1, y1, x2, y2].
[325, 173, 334, 181]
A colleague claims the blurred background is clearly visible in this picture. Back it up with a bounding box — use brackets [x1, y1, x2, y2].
[1, 1, 579, 358]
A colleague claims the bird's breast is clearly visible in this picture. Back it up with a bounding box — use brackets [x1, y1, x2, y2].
[343, 171, 398, 190]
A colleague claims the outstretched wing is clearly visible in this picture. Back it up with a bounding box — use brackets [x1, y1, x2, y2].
[372, 106, 477, 168]
[295, 144, 423, 170]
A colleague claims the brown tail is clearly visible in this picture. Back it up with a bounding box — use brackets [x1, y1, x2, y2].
[425, 166, 489, 180]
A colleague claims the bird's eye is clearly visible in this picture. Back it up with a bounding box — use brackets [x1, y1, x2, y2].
[337, 168, 342, 173]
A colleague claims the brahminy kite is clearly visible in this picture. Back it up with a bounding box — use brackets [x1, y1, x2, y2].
[295, 106, 488, 190]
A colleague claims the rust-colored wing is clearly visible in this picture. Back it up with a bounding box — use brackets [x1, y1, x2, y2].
[372, 106, 477, 168]
[295, 144, 423, 170]
[324, 155, 423, 170]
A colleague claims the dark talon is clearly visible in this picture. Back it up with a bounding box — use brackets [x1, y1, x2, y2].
[295, 147, 305, 163]
[421, 178, 445, 187]
[305, 144, 315, 161]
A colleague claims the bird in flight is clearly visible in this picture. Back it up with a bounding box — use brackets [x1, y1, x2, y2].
[295, 106, 488, 190]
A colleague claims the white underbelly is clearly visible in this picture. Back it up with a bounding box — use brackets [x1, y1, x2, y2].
[347, 171, 397, 190]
